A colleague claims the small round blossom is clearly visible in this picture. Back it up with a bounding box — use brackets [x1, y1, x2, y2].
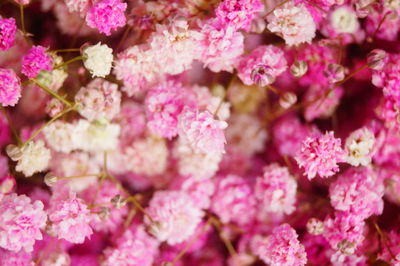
[116, 101, 146, 145]
[236, 45, 287, 86]
[145, 81, 186, 139]
[0, 193, 47, 252]
[21, 45, 53, 78]
[83, 43, 113, 78]
[255, 164, 297, 215]
[215, 0, 263, 31]
[15, 140, 51, 177]
[0, 68, 21, 107]
[200, 21, 244, 73]
[267, 2, 316, 46]
[0, 17, 17, 51]
[14, 0, 30, 5]
[85, 0, 127, 36]
[43, 120, 76, 153]
[75, 78, 121, 122]
[345, 127, 375, 166]
[211, 175, 256, 225]
[48, 191, 93, 243]
[323, 212, 365, 254]
[255, 224, 307, 266]
[103, 226, 159, 266]
[178, 107, 228, 156]
[65, 0, 89, 17]
[145, 191, 204, 245]
[329, 167, 384, 219]
[295, 131, 345, 180]
[330, 6, 360, 34]
[0, 248, 33, 265]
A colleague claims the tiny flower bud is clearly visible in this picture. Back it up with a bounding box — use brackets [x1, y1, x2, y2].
[250, 18, 266, 34]
[337, 239, 356, 255]
[148, 221, 166, 237]
[44, 172, 58, 187]
[251, 64, 275, 86]
[6, 144, 22, 161]
[279, 92, 297, 109]
[161, 262, 173, 266]
[367, 49, 387, 70]
[306, 218, 324, 235]
[99, 207, 110, 220]
[290, 61, 308, 77]
[0, 175, 16, 194]
[110, 194, 127, 208]
[324, 63, 345, 83]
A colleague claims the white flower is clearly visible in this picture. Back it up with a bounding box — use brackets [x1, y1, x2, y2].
[331, 7, 359, 34]
[16, 140, 51, 177]
[345, 127, 375, 166]
[72, 120, 120, 152]
[83, 43, 113, 78]
[43, 120, 75, 153]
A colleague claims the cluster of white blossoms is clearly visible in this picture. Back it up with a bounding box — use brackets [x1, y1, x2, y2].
[83, 42, 113, 78]
[345, 127, 375, 166]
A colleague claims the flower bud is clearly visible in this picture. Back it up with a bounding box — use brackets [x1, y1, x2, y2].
[279, 92, 297, 109]
[99, 207, 110, 220]
[306, 218, 324, 235]
[44, 172, 58, 187]
[250, 18, 266, 34]
[0, 175, 16, 194]
[324, 63, 345, 83]
[6, 144, 22, 161]
[337, 239, 356, 255]
[367, 49, 387, 70]
[110, 194, 127, 209]
[251, 64, 275, 86]
[290, 61, 308, 77]
[161, 262, 173, 266]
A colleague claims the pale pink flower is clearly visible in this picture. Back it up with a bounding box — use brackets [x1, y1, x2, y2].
[86, 0, 127, 36]
[0, 68, 21, 106]
[345, 127, 376, 166]
[211, 175, 256, 225]
[48, 190, 93, 243]
[21, 45, 53, 78]
[255, 164, 297, 215]
[296, 131, 345, 180]
[323, 211, 365, 254]
[75, 78, 121, 122]
[255, 224, 307, 266]
[145, 191, 204, 245]
[14, 0, 30, 5]
[0, 248, 32, 265]
[145, 81, 186, 139]
[200, 20, 244, 72]
[236, 45, 287, 86]
[365, 8, 400, 41]
[103, 226, 159, 266]
[0, 17, 17, 51]
[65, 0, 90, 17]
[172, 176, 216, 209]
[215, 0, 263, 31]
[0, 193, 47, 252]
[329, 167, 384, 219]
[116, 101, 146, 145]
[53, 3, 95, 36]
[178, 107, 228, 156]
[267, 2, 316, 46]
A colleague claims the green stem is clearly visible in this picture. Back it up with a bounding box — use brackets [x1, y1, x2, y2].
[19, 4, 26, 35]
[54, 56, 84, 70]
[22, 106, 74, 147]
[52, 48, 81, 53]
[58, 174, 99, 180]
[31, 79, 72, 107]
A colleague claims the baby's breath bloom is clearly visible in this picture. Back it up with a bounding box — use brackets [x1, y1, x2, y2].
[21, 45, 53, 79]
[267, 2, 316, 46]
[345, 127, 375, 166]
[0, 17, 17, 51]
[16, 140, 51, 177]
[83, 43, 113, 78]
[0, 68, 21, 107]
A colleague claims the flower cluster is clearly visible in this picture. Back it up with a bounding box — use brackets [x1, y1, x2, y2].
[1, 0, 400, 264]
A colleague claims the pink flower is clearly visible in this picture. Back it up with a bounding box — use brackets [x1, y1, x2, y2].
[48, 190, 93, 243]
[236, 45, 287, 86]
[117, 101, 146, 145]
[215, 0, 263, 31]
[145, 81, 186, 139]
[200, 20, 244, 73]
[0, 193, 47, 252]
[0, 248, 32, 265]
[267, 2, 316, 46]
[255, 224, 307, 266]
[13, 0, 30, 5]
[21, 45, 53, 78]
[255, 164, 297, 215]
[145, 191, 204, 245]
[85, 0, 127, 36]
[178, 107, 228, 156]
[0, 18, 17, 51]
[329, 167, 384, 219]
[75, 78, 121, 122]
[323, 211, 365, 254]
[0, 68, 21, 106]
[211, 175, 256, 225]
[103, 226, 159, 266]
[296, 131, 345, 180]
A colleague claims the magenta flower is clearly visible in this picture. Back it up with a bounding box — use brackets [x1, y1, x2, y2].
[21, 45, 52, 78]
[0, 18, 17, 51]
